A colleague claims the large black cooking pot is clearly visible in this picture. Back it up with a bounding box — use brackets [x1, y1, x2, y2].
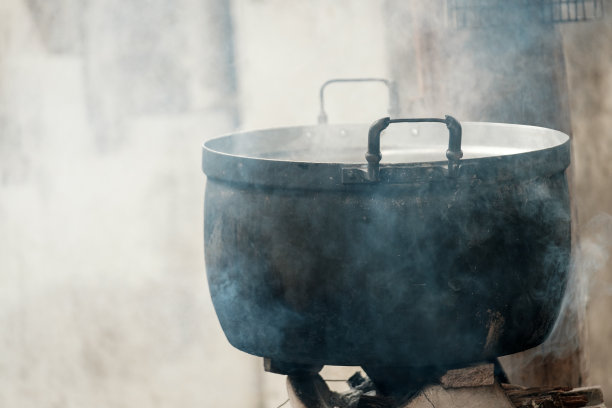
[201, 115, 570, 370]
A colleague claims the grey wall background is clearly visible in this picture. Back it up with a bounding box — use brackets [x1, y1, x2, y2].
[0, 1, 610, 407]
[563, 5, 612, 397]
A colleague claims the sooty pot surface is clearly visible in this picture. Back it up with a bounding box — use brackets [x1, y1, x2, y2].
[202, 121, 571, 368]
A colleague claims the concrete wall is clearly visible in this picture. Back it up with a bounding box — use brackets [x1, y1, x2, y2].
[562, 2, 612, 399]
[0, 1, 386, 407]
[0, 0, 258, 406]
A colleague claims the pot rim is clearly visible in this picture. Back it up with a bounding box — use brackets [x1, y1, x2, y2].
[202, 121, 570, 190]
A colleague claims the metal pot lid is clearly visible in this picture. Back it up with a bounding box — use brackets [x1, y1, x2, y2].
[202, 120, 570, 190]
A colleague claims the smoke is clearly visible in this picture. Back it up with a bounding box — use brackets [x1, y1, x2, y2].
[0, 0, 261, 407]
[499, 212, 612, 387]
[379, 0, 612, 390]
[547, 214, 612, 351]
[0, 0, 395, 406]
[2, 0, 611, 406]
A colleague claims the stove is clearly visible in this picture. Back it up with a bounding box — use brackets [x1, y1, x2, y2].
[280, 362, 605, 408]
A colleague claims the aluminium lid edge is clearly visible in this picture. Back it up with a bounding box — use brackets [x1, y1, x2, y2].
[201, 139, 570, 191]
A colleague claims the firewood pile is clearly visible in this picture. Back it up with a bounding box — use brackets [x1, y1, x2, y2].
[502, 383, 605, 408]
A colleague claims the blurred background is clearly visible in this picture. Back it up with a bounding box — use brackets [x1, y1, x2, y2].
[0, 0, 611, 407]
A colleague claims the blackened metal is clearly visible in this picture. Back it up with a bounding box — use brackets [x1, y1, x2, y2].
[365, 117, 390, 181]
[493, 358, 510, 384]
[365, 116, 463, 181]
[287, 374, 335, 408]
[347, 372, 368, 390]
[362, 365, 447, 402]
[287, 373, 389, 408]
[202, 122, 571, 369]
[264, 358, 323, 376]
[318, 78, 400, 124]
[204, 175, 571, 367]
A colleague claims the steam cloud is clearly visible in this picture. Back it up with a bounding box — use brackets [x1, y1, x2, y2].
[2, 0, 611, 407]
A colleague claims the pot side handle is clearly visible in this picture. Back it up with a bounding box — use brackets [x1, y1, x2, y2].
[366, 116, 463, 181]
